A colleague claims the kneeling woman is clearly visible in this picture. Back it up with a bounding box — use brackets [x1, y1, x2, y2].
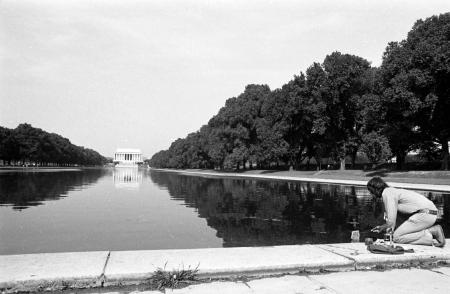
[367, 177, 445, 247]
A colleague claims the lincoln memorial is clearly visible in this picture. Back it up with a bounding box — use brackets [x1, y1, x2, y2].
[114, 148, 143, 167]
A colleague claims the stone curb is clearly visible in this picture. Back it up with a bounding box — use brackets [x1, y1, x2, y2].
[1, 242, 450, 292]
[155, 169, 450, 192]
[102, 245, 354, 286]
[317, 242, 450, 269]
[0, 251, 109, 292]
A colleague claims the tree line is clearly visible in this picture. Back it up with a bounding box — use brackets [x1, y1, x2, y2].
[0, 123, 107, 166]
[152, 13, 448, 171]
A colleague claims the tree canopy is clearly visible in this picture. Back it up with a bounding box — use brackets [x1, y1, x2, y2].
[0, 123, 107, 166]
[379, 13, 450, 169]
[149, 13, 449, 171]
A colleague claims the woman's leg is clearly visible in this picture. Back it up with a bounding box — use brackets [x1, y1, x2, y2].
[393, 213, 436, 245]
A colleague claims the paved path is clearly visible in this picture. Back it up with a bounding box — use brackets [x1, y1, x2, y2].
[156, 169, 450, 192]
[1, 241, 450, 293]
[101, 266, 450, 294]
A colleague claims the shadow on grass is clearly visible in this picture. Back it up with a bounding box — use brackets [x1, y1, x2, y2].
[366, 170, 389, 177]
[218, 169, 287, 174]
[260, 170, 286, 174]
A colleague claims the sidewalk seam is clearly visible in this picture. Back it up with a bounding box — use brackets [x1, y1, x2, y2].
[306, 275, 341, 294]
[317, 245, 357, 270]
[97, 251, 111, 287]
[428, 268, 450, 277]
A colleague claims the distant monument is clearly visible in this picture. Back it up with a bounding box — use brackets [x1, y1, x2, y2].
[114, 148, 143, 167]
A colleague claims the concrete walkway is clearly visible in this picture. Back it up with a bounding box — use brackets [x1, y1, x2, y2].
[1, 241, 450, 293]
[104, 267, 450, 294]
[156, 169, 450, 192]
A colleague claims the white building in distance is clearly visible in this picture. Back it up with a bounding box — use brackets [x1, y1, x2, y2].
[114, 148, 143, 167]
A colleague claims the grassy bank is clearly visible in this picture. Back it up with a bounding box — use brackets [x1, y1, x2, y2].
[175, 168, 450, 186]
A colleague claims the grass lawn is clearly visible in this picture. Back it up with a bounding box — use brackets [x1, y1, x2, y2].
[182, 168, 450, 186]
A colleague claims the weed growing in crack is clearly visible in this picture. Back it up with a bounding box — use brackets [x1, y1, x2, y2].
[149, 262, 199, 290]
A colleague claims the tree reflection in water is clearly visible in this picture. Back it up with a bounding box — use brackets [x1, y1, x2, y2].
[149, 171, 450, 246]
[0, 169, 108, 210]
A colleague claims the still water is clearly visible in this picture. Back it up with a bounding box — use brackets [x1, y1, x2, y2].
[0, 169, 449, 255]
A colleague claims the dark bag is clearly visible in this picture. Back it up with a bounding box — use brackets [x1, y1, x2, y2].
[367, 244, 414, 255]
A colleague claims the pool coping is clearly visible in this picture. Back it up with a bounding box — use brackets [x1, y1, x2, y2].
[1, 241, 450, 292]
[153, 169, 450, 192]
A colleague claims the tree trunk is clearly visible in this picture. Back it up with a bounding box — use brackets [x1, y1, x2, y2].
[396, 152, 406, 170]
[314, 156, 322, 170]
[441, 138, 449, 170]
[340, 157, 346, 170]
[351, 151, 357, 168]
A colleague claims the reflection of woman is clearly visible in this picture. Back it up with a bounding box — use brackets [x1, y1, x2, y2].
[367, 177, 445, 247]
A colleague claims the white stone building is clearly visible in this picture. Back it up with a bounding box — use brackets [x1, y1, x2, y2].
[114, 148, 143, 167]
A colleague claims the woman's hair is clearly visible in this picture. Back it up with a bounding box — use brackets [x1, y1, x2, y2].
[367, 177, 388, 198]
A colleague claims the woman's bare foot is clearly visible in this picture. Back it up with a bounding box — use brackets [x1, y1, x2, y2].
[429, 225, 446, 247]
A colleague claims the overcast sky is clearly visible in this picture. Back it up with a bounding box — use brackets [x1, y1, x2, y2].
[1, 0, 449, 158]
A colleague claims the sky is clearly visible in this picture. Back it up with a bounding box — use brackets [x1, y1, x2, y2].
[1, 0, 449, 159]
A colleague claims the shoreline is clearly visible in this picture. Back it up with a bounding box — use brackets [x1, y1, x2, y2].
[0, 166, 106, 173]
[152, 168, 450, 193]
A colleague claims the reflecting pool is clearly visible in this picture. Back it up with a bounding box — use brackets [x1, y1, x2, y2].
[0, 169, 449, 254]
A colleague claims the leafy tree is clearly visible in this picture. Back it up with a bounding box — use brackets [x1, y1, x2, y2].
[360, 132, 392, 168]
[406, 14, 449, 168]
[0, 127, 19, 164]
[380, 41, 428, 169]
[149, 13, 448, 171]
[0, 124, 106, 166]
[321, 52, 371, 170]
[260, 71, 326, 170]
[253, 113, 289, 168]
[149, 150, 171, 168]
[206, 85, 271, 169]
[279, 74, 317, 169]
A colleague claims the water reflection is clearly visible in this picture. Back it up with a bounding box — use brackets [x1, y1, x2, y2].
[0, 169, 107, 210]
[0, 169, 449, 252]
[150, 171, 450, 246]
[113, 168, 142, 189]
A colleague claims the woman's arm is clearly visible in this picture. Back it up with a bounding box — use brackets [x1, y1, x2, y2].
[382, 189, 398, 230]
[372, 189, 397, 233]
[371, 223, 393, 233]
